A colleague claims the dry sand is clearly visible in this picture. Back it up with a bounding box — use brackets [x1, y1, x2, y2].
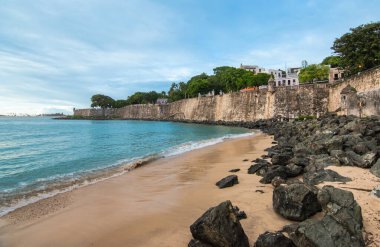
[0, 133, 379, 247]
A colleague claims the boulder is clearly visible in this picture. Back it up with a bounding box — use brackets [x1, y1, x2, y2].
[370, 185, 380, 198]
[317, 186, 363, 241]
[273, 183, 321, 221]
[285, 163, 303, 177]
[271, 176, 286, 187]
[346, 150, 377, 168]
[305, 154, 340, 173]
[370, 159, 380, 178]
[188, 239, 213, 247]
[289, 216, 364, 247]
[189, 200, 249, 247]
[271, 153, 293, 166]
[303, 169, 351, 185]
[248, 163, 268, 175]
[260, 166, 289, 184]
[216, 175, 238, 189]
[254, 231, 295, 247]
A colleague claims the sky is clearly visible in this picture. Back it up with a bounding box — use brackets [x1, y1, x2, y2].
[0, 0, 379, 115]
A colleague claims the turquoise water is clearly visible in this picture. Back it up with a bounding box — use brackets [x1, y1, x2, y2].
[0, 117, 251, 215]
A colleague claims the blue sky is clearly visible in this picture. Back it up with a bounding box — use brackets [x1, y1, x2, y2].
[0, 0, 379, 114]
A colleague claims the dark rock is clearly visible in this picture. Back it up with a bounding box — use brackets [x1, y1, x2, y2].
[271, 176, 285, 187]
[289, 216, 364, 247]
[216, 175, 238, 189]
[273, 183, 321, 221]
[305, 154, 340, 173]
[272, 153, 293, 166]
[188, 239, 213, 247]
[255, 190, 264, 194]
[285, 163, 303, 177]
[317, 185, 364, 242]
[248, 163, 268, 175]
[254, 231, 295, 247]
[243, 159, 249, 162]
[330, 150, 351, 165]
[346, 150, 378, 168]
[370, 185, 380, 198]
[370, 159, 380, 178]
[229, 169, 240, 173]
[189, 200, 249, 247]
[260, 166, 289, 184]
[236, 211, 247, 220]
[353, 142, 370, 155]
[303, 169, 351, 185]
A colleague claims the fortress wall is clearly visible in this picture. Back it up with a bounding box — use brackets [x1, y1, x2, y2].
[328, 66, 380, 112]
[73, 67, 380, 121]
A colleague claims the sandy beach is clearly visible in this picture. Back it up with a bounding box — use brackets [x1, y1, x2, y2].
[0, 133, 379, 247]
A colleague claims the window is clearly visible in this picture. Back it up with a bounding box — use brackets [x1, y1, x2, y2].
[334, 74, 339, 79]
[288, 80, 290, 85]
[293, 79, 296, 83]
[259, 69, 261, 72]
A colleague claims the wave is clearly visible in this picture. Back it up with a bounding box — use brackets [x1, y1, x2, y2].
[0, 130, 257, 217]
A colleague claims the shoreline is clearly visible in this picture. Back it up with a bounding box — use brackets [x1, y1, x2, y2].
[0, 133, 282, 246]
[0, 128, 255, 218]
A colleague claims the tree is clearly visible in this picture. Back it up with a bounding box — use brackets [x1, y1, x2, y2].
[186, 73, 212, 97]
[168, 82, 187, 102]
[321, 56, 341, 68]
[91, 94, 115, 108]
[299, 64, 329, 83]
[249, 73, 271, 87]
[112, 100, 129, 108]
[331, 22, 380, 74]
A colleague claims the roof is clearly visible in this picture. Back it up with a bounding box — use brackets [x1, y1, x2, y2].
[240, 87, 257, 92]
[340, 85, 357, 94]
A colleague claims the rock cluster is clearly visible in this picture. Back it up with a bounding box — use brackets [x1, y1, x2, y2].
[189, 201, 249, 247]
[248, 114, 380, 185]
[188, 115, 378, 247]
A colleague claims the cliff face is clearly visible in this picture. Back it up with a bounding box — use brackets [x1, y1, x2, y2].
[74, 67, 380, 121]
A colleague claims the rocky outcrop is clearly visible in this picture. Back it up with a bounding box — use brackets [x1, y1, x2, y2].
[189, 201, 249, 247]
[254, 231, 295, 247]
[273, 183, 321, 221]
[370, 159, 380, 178]
[285, 186, 365, 247]
[303, 169, 351, 185]
[216, 175, 239, 189]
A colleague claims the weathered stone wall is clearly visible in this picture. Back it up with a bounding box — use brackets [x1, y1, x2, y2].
[272, 84, 329, 118]
[73, 66, 380, 121]
[328, 66, 380, 112]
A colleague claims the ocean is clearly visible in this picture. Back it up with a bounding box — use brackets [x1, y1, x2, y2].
[0, 117, 252, 216]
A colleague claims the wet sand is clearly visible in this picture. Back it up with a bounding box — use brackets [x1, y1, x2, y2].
[0, 133, 291, 247]
[1, 133, 379, 246]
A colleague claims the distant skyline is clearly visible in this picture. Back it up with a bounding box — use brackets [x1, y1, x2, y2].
[1, 0, 379, 114]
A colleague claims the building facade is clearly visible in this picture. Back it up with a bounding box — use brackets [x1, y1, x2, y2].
[240, 64, 300, 87]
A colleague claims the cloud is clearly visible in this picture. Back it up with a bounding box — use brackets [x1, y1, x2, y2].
[0, 0, 379, 114]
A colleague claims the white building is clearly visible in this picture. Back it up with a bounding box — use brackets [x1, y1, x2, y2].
[240, 64, 300, 87]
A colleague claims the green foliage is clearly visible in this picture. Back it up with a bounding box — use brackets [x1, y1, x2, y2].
[112, 100, 129, 108]
[331, 22, 380, 74]
[321, 56, 341, 68]
[126, 91, 165, 105]
[299, 64, 329, 83]
[168, 82, 187, 102]
[250, 73, 271, 87]
[186, 73, 212, 97]
[91, 94, 115, 108]
[295, 115, 316, 121]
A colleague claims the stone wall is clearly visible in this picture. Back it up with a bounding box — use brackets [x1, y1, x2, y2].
[73, 66, 380, 121]
[328, 66, 380, 113]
